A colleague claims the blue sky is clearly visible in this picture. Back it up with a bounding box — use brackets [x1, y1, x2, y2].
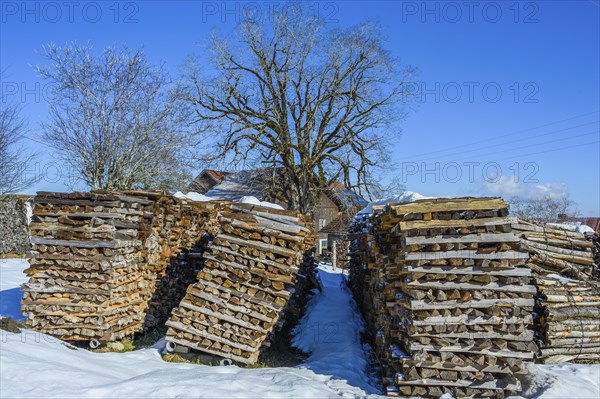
[1, 0, 599, 214]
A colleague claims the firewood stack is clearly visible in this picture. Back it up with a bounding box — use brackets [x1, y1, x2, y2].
[137, 195, 225, 328]
[533, 277, 600, 362]
[22, 191, 157, 341]
[512, 219, 600, 363]
[347, 208, 384, 327]
[165, 203, 316, 364]
[593, 233, 600, 279]
[21, 191, 225, 340]
[512, 219, 595, 279]
[350, 198, 536, 398]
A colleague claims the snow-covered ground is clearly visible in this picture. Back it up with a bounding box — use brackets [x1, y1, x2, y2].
[0, 260, 381, 398]
[1, 259, 599, 398]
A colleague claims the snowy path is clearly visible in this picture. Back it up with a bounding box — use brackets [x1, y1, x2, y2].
[293, 264, 380, 395]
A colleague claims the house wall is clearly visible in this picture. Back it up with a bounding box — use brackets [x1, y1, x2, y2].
[188, 174, 218, 194]
[314, 193, 340, 255]
[314, 193, 339, 230]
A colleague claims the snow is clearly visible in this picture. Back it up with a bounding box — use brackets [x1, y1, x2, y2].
[549, 222, 595, 234]
[24, 201, 32, 225]
[2, 258, 600, 399]
[0, 333, 381, 399]
[173, 191, 215, 202]
[521, 363, 600, 399]
[0, 259, 381, 398]
[237, 196, 284, 210]
[0, 258, 28, 321]
[357, 191, 433, 215]
[173, 191, 284, 210]
[292, 264, 379, 395]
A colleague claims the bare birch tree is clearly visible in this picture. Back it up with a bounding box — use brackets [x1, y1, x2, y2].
[37, 43, 194, 191]
[182, 6, 415, 213]
[0, 100, 37, 194]
[509, 195, 579, 223]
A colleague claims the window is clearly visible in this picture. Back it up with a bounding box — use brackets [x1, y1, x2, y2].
[318, 218, 326, 230]
[318, 239, 328, 255]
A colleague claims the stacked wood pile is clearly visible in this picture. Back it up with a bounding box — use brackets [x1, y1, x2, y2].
[166, 203, 315, 364]
[590, 233, 600, 279]
[512, 219, 595, 279]
[350, 198, 536, 398]
[141, 195, 224, 328]
[21, 191, 224, 340]
[348, 210, 383, 334]
[22, 191, 157, 341]
[512, 219, 600, 363]
[0, 195, 32, 256]
[532, 277, 600, 363]
[333, 239, 351, 270]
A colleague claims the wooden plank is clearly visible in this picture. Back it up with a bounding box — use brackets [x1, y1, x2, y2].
[511, 221, 584, 238]
[185, 286, 274, 323]
[216, 234, 299, 258]
[403, 233, 518, 246]
[230, 204, 300, 224]
[404, 250, 529, 261]
[166, 337, 255, 365]
[406, 281, 537, 294]
[210, 245, 298, 274]
[165, 320, 257, 352]
[395, 377, 519, 391]
[406, 265, 531, 277]
[32, 212, 124, 219]
[202, 267, 292, 299]
[389, 198, 507, 215]
[29, 237, 142, 249]
[407, 297, 535, 310]
[197, 279, 281, 312]
[408, 343, 534, 359]
[397, 217, 511, 231]
[410, 330, 534, 341]
[410, 314, 532, 326]
[177, 301, 268, 333]
[400, 360, 517, 374]
[252, 215, 309, 234]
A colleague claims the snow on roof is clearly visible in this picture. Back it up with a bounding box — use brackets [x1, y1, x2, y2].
[238, 196, 284, 210]
[173, 192, 283, 210]
[204, 171, 265, 200]
[173, 191, 215, 202]
[357, 191, 433, 215]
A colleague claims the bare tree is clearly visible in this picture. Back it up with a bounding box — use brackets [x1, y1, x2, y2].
[182, 6, 415, 213]
[0, 100, 37, 194]
[37, 43, 194, 192]
[509, 195, 579, 223]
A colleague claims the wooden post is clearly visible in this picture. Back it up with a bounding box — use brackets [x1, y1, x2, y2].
[332, 240, 337, 270]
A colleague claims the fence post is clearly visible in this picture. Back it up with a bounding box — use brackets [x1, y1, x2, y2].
[332, 240, 337, 270]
